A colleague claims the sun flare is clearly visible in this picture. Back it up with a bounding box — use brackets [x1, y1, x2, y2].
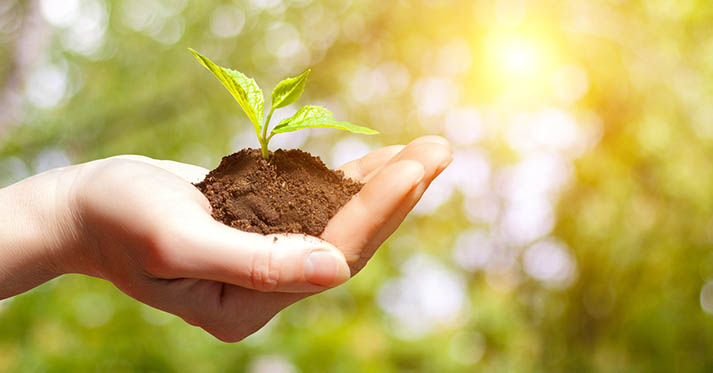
[501, 39, 537, 74]
[484, 29, 555, 81]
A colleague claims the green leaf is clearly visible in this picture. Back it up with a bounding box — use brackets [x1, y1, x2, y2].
[274, 105, 332, 129]
[271, 69, 310, 109]
[271, 105, 379, 135]
[188, 48, 264, 133]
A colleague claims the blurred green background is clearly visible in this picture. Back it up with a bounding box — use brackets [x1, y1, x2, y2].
[2, 0, 713, 371]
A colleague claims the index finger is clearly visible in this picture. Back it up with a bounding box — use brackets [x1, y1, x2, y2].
[322, 138, 453, 272]
[337, 145, 405, 182]
[111, 155, 210, 183]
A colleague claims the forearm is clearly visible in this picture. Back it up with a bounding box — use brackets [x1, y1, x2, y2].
[0, 166, 80, 299]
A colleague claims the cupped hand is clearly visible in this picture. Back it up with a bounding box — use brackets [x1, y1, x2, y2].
[60, 136, 452, 342]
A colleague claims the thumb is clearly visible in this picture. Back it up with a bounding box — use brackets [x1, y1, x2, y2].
[159, 210, 351, 293]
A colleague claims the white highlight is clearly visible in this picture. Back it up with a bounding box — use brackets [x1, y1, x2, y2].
[523, 238, 577, 288]
[26, 64, 67, 108]
[248, 355, 297, 373]
[701, 281, 713, 314]
[210, 6, 246, 38]
[378, 254, 466, 339]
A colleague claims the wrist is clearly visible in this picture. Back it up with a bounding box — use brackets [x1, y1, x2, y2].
[0, 164, 90, 298]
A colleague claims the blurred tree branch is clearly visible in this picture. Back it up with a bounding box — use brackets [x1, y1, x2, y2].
[0, 0, 50, 135]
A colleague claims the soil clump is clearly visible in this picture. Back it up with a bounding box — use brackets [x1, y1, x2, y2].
[195, 148, 362, 236]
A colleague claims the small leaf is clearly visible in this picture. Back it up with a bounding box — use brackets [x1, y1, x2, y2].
[274, 105, 332, 129]
[271, 69, 310, 109]
[223, 69, 264, 125]
[273, 118, 380, 135]
[189, 48, 264, 132]
[272, 105, 379, 135]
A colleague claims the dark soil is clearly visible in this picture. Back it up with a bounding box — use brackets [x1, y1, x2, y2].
[194, 148, 363, 236]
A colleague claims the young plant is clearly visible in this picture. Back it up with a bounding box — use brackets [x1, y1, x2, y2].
[189, 48, 379, 160]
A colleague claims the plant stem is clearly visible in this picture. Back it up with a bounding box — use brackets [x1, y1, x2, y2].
[262, 107, 274, 140]
[260, 138, 269, 160]
[260, 107, 275, 160]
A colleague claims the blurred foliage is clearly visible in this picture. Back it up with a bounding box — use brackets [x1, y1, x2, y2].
[2, 0, 713, 371]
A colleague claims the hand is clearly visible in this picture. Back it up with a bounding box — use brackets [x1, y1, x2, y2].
[249, 135, 453, 339]
[0, 136, 452, 342]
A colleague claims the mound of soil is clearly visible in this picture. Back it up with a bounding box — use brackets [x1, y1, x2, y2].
[194, 148, 362, 236]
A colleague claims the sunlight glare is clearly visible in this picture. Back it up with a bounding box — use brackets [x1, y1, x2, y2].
[485, 31, 552, 82]
[502, 39, 537, 75]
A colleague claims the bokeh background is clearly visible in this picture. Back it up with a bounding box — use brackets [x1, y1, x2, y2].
[2, 0, 713, 371]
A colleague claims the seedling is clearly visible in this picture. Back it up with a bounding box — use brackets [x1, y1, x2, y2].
[189, 48, 378, 160]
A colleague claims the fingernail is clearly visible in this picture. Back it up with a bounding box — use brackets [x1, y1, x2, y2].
[403, 161, 425, 187]
[411, 136, 450, 147]
[437, 155, 454, 174]
[304, 251, 349, 287]
[425, 136, 450, 146]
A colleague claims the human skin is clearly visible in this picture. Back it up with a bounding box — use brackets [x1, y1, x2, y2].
[0, 136, 452, 342]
